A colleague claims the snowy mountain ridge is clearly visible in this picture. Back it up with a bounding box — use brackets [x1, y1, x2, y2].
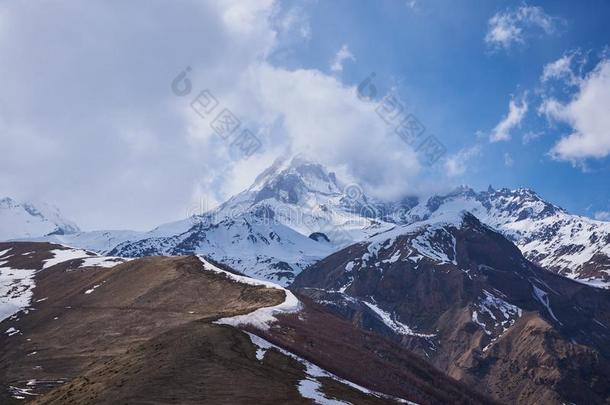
[9, 157, 610, 287]
[405, 186, 610, 287]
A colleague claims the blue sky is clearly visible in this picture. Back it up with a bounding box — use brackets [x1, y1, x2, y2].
[0, 0, 608, 229]
[270, 0, 610, 217]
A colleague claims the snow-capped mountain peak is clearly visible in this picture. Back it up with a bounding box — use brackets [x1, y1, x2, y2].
[0, 197, 80, 241]
[216, 156, 396, 248]
[248, 156, 342, 199]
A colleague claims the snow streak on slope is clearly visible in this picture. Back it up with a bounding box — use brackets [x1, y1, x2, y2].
[199, 257, 301, 330]
[363, 301, 435, 338]
[246, 332, 414, 404]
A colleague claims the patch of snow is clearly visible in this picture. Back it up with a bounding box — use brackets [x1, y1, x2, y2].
[478, 290, 522, 323]
[362, 241, 384, 264]
[8, 385, 37, 399]
[43, 248, 94, 269]
[383, 251, 402, 264]
[79, 256, 126, 268]
[0, 266, 36, 322]
[5, 327, 20, 336]
[363, 301, 434, 338]
[532, 285, 561, 324]
[248, 332, 274, 361]
[473, 290, 522, 340]
[411, 228, 456, 265]
[472, 311, 491, 335]
[298, 379, 348, 405]
[84, 283, 102, 294]
[337, 277, 353, 293]
[44, 247, 127, 270]
[571, 277, 610, 289]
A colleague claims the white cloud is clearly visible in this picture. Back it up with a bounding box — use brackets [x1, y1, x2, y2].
[540, 58, 610, 162]
[330, 44, 356, 73]
[0, 0, 421, 230]
[595, 211, 610, 221]
[271, 3, 311, 41]
[541, 51, 591, 87]
[542, 54, 576, 83]
[522, 131, 543, 144]
[444, 145, 481, 177]
[490, 95, 528, 142]
[504, 152, 514, 167]
[485, 5, 560, 50]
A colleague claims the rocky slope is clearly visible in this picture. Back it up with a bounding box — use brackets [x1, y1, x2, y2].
[0, 241, 488, 404]
[292, 211, 610, 404]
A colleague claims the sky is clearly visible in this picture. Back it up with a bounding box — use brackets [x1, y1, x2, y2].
[0, 0, 609, 230]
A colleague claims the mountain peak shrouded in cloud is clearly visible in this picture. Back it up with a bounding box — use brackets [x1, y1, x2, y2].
[0, 0, 429, 231]
[247, 155, 343, 199]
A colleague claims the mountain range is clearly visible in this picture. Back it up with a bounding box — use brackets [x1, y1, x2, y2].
[6, 156, 609, 288]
